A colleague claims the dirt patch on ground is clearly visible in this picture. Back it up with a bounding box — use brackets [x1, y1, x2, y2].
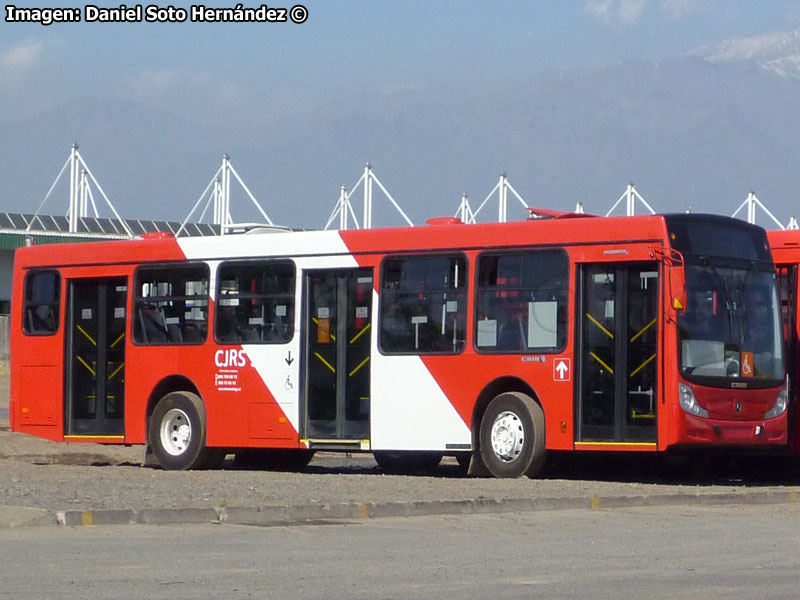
[3, 368, 800, 515]
[0, 426, 142, 464]
[0, 451, 139, 467]
[0, 370, 142, 465]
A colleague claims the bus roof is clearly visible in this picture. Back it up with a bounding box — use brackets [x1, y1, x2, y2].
[12, 212, 764, 269]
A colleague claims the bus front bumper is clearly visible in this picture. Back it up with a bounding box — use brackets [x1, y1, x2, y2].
[675, 408, 787, 445]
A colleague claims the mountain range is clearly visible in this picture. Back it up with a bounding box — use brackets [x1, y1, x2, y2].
[1, 28, 799, 229]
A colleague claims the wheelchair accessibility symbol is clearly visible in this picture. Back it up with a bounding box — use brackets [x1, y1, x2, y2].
[740, 351, 753, 378]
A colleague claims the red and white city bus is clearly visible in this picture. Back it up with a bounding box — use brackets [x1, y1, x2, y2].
[10, 212, 788, 477]
[766, 230, 800, 454]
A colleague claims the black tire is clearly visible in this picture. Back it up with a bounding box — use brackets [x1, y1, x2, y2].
[148, 391, 215, 470]
[478, 391, 546, 478]
[374, 451, 443, 474]
[233, 448, 315, 471]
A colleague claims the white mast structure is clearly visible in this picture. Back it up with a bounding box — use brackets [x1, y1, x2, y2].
[455, 193, 476, 224]
[462, 173, 528, 223]
[324, 163, 414, 230]
[26, 144, 133, 236]
[731, 191, 786, 230]
[605, 183, 656, 217]
[179, 154, 273, 236]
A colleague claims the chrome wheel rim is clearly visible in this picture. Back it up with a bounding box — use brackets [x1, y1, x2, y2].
[490, 411, 524, 463]
[160, 408, 192, 456]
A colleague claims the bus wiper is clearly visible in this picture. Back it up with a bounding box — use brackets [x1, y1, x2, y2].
[707, 262, 741, 350]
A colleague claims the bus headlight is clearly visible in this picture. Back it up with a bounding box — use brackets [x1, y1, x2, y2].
[679, 383, 708, 418]
[764, 384, 788, 420]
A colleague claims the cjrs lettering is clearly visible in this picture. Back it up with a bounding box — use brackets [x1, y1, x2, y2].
[215, 349, 247, 368]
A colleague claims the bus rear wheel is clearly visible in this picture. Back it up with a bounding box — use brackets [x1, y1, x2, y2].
[149, 391, 216, 470]
[478, 392, 546, 478]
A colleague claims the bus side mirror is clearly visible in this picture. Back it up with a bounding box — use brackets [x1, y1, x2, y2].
[651, 246, 686, 321]
[669, 266, 686, 318]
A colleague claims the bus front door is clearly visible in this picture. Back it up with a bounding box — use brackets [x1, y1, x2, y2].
[303, 269, 372, 443]
[578, 264, 658, 444]
[65, 278, 127, 437]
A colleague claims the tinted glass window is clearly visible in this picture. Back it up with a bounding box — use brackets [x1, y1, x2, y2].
[665, 216, 771, 263]
[133, 264, 209, 345]
[380, 255, 467, 354]
[23, 270, 60, 335]
[476, 250, 568, 352]
[678, 265, 784, 383]
[215, 261, 295, 344]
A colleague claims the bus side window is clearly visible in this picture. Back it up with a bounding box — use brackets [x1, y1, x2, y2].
[475, 250, 568, 353]
[379, 254, 467, 354]
[214, 260, 295, 345]
[133, 264, 209, 345]
[23, 270, 61, 335]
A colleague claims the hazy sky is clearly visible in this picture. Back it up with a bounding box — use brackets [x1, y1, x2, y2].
[2, 1, 800, 226]
[3, 0, 800, 128]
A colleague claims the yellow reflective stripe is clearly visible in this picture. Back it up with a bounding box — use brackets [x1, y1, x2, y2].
[349, 323, 371, 344]
[589, 351, 614, 374]
[108, 362, 124, 380]
[575, 442, 657, 448]
[586, 313, 614, 339]
[314, 352, 336, 373]
[630, 354, 656, 378]
[110, 332, 125, 348]
[76, 325, 97, 346]
[631, 411, 656, 420]
[630, 317, 657, 342]
[301, 438, 367, 444]
[349, 356, 370, 377]
[76, 355, 96, 376]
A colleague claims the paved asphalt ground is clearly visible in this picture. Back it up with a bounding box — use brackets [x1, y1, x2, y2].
[4, 505, 800, 599]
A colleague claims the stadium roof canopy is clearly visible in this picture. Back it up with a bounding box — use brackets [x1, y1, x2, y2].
[0, 212, 220, 249]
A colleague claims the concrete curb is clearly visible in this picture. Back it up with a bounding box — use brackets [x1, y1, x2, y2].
[0, 506, 55, 527]
[2, 489, 799, 528]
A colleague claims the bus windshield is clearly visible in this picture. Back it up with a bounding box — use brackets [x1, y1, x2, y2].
[678, 264, 784, 385]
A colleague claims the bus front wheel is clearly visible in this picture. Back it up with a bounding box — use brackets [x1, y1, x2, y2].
[149, 391, 216, 470]
[478, 392, 546, 478]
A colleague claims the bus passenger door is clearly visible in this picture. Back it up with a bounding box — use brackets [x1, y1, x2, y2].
[577, 264, 658, 443]
[776, 264, 799, 452]
[65, 278, 127, 436]
[303, 269, 372, 443]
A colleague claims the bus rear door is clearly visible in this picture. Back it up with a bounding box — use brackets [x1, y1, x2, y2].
[65, 277, 127, 437]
